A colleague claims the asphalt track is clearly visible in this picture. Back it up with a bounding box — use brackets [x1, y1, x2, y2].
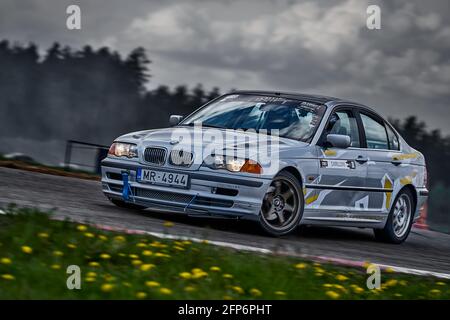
[1, 167, 449, 275]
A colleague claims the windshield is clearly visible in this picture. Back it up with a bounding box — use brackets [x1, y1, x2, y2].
[181, 94, 326, 141]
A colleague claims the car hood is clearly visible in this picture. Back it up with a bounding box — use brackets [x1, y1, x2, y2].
[116, 127, 309, 170]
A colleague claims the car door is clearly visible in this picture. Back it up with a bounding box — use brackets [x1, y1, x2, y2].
[311, 107, 369, 213]
[357, 110, 402, 213]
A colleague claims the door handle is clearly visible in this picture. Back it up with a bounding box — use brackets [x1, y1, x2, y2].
[355, 155, 368, 164]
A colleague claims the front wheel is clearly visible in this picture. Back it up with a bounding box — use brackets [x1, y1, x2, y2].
[259, 171, 304, 236]
[374, 189, 414, 244]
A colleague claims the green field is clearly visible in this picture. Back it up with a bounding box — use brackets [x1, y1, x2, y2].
[0, 207, 448, 299]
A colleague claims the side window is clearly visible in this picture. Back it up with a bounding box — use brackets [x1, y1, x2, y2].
[360, 113, 389, 149]
[324, 110, 360, 147]
[386, 125, 400, 150]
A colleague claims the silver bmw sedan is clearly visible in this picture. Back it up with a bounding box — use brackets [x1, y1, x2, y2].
[101, 91, 428, 243]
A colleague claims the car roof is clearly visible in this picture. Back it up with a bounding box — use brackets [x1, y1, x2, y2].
[230, 90, 374, 111]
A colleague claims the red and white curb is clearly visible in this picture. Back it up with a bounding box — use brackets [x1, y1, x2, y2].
[69, 219, 450, 280]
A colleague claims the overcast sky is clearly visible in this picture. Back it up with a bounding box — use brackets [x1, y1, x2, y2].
[1, 0, 449, 133]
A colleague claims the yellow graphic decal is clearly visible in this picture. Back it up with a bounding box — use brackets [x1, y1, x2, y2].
[305, 194, 319, 205]
[324, 149, 337, 156]
[384, 178, 392, 210]
[400, 176, 413, 185]
[392, 153, 419, 161]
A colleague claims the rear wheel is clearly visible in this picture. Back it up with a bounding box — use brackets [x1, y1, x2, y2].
[110, 199, 147, 210]
[259, 171, 303, 236]
[374, 189, 414, 244]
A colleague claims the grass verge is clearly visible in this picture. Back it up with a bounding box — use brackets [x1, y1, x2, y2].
[0, 207, 448, 299]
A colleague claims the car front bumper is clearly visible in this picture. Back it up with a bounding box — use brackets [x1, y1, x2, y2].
[101, 158, 270, 220]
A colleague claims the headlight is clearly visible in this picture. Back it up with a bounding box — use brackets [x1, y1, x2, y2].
[203, 155, 262, 174]
[108, 142, 138, 158]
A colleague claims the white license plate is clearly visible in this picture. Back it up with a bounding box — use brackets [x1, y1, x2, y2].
[137, 169, 189, 188]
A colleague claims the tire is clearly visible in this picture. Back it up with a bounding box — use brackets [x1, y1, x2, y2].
[374, 189, 415, 244]
[110, 199, 147, 210]
[259, 171, 304, 236]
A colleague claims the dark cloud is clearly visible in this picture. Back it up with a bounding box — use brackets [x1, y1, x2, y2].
[1, 0, 449, 133]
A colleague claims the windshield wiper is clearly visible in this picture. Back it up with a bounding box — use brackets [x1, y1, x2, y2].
[182, 123, 227, 129]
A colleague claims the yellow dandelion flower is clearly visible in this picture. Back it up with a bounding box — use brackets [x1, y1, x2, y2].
[336, 274, 349, 281]
[353, 286, 364, 294]
[2, 274, 15, 280]
[132, 259, 143, 266]
[315, 273, 324, 277]
[250, 288, 262, 297]
[89, 261, 100, 267]
[84, 232, 95, 238]
[323, 284, 333, 288]
[159, 287, 172, 295]
[394, 293, 402, 297]
[184, 286, 196, 292]
[77, 225, 87, 231]
[192, 271, 208, 279]
[192, 268, 203, 274]
[114, 235, 126, 242]
[436, 282, 446, 286]
[101, 283, 114, 292]
[163, 221, 174, 227]
[118, 253, 126, 257]
[85, 277, 96, 282]
[21, 246, 33, 254]
[122, 282, 132, 287]
[136, 292, 147, 299]
[67, 243, 77, 249]
[155, 252, 170, 258]
[315, 267, 325, 273]
[275, 291, 286, 296]
[182, 240, 192, 245]
[430, 289, 441, 295]
[174, 246, 185, 251]
[38, 232, 49, 239]
[210, 266, 221, 272]
[87, 272, 97, 277]
[104, 274, 116, 282]
[333, 284, 347, 292]
[385, 279, 398, 287]
[145, 281, 160, 288]
[100, 253, 111, 260]
[129, 254, 139, 259]
[179, 272, 192, 279]
[142, 250, 153, 256]
[399, 280, 408, 286]
[313, 262, 321, 266]
[326, 290, 340, 299]
[136, 243, 147, 248]
[232, 286, 244, 294]
[223, 274, 233, 279]
[98, 235, 108, 241]
[295, 263, 308, 269]
[385, 267, 395, 273]
[50, 264, 61, 270]
[53, 250, 64, 257]
[1, 257, 12, 265]
[201, 240, 209, 244]
[140, 264, 155, 271]
[223, 295, 233, 300]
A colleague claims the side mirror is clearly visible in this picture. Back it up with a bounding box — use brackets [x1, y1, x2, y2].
[326, 134, 351, 149]
[169, 115, 183, 126]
